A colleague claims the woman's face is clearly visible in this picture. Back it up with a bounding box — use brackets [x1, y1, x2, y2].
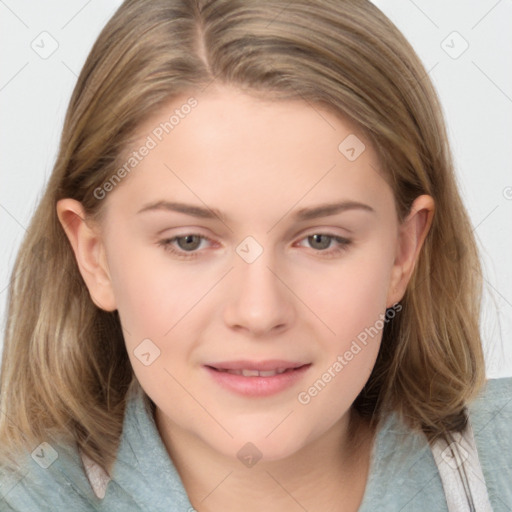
[90, 85, 422, 461]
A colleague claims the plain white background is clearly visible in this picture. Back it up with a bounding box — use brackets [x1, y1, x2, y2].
[1, 0, 511, 377]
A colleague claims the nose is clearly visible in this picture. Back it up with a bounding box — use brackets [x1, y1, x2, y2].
[223, 249, 295, 337]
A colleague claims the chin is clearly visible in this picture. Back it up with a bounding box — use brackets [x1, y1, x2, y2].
[208, 425, 311, 465]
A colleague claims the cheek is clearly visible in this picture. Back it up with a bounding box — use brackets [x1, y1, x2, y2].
[106, 241, 213, 339]
[294, 249, 395, 431]
[104, 242, 205, 394]
[308, 242, 395, 343]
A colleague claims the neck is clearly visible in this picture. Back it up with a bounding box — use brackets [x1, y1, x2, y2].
[155, 406, 376, 512]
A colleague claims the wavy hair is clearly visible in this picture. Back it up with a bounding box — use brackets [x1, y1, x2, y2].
[0, 0, 485, 475]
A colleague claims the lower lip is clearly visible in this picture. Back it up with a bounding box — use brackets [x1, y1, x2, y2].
[204, 364, 311, 397]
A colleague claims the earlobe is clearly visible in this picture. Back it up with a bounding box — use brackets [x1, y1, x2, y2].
[386, 195, 435, 307]
[56, 199, 117, 312]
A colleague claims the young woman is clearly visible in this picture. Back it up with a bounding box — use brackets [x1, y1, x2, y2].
[1, 0, 510, 511]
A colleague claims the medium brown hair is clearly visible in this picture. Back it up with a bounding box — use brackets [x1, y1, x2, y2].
[0, 0, 485, 475]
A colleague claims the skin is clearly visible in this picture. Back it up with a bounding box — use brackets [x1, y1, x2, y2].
[57, 85, 434, 512]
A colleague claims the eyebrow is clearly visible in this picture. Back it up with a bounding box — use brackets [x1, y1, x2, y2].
[136, 200, 375, 223]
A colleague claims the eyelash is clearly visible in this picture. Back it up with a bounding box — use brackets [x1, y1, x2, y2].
[157, 233, 352, 260]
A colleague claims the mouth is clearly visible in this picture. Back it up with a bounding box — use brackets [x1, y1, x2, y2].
[204, 360, 312, 397]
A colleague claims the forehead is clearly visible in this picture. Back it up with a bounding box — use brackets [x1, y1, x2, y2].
[105, 86, 393, 223]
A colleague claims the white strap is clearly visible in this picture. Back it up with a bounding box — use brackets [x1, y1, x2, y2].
[430, 419, 493, 512]
[80, 449, 111, 500]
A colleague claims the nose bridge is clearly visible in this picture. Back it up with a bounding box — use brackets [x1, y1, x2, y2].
[224, 237, 294, 334]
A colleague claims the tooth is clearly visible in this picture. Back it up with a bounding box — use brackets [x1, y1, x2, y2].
[241, 369, 260, 377]
[220, 368, 292, 377]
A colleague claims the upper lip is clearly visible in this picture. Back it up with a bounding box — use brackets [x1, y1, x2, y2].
[206, 360, 309, 371]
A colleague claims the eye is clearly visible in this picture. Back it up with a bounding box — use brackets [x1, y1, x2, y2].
[157, 234, 213, 260]
[296, 233, 352, 257]
[157, 232, 352, 260]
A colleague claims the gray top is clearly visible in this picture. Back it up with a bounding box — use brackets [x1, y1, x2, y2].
[1, 377, 511, 511]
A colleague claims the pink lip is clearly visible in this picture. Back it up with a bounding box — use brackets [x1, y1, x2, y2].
[204, 361, 311, 397]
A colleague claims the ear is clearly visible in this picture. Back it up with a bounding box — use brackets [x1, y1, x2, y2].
[386, 194, 435, 307]
[56, 198, 117, 312]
